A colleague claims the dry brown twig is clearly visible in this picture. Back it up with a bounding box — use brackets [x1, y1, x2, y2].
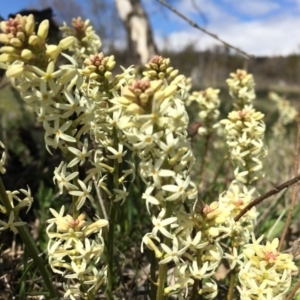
[286, 277, 300, 300]
[279, 110, 300, 251]
[156, 0, 255, 59]
[234, 173, 300, 222]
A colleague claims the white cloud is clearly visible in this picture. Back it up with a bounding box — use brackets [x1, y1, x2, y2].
[155, 14, 300, 56]
[149, 0, 300, 56]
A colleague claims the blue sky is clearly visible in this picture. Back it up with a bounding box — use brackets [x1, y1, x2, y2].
[1, 0, 300, 56]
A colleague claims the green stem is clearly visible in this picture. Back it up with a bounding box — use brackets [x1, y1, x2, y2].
[0, 176, 58, 299]
[198, 134, 211, 187]
[191, 280, 199, 300]
[106, 202, 116, 300]
[106, 128, 120, 299]
[156, 261, 167, 300]
[86, 288, 96, 300]
[149, 250, 157, 300]
[191, 250, 203, 300]
[156, 204, 172, 300]
[72, 164, 79, 219]
[227, 272, 235, 300]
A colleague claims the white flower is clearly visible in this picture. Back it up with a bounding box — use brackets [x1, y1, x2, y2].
[181, 231, 208, 251]
[164, 263, 194, 296]
[69, 180, 94, 210]
[141, 233, 162, 257]
[151, 208, 177, 239]
[14, 186, 34, 213]
[113, 184, 128, 205]
[132, 130, 163, 151]
[84, 266, 107, 293]
[159, 237, 188, 265]
[63, 281, 82, 300]
[157, 132, 178, 157]
[230, 146, 250, 166]
[55, 90, 83, 118]
[224, 247, 244, 270]
[65, 259, 87, 279]
[107, 144, 127, 163]
[45, 119, 76, 148]
[53, 162, 79, 194]
[142, 185, 162, 212]
[27, 60, 64, 87]
[67, 138, 92, 167]
[0, 211, 26, 234]
[189, 261, 215, 279]
[119, 160, 136, 183]
[32, 80, 60, 104]
[140, 158, 175, 188]
[162, 176, 191, 202]
[199, 280, 218, 299]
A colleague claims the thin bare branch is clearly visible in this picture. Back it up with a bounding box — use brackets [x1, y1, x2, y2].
[279, 110, 300, 251]
[191, 0, 208, 26]
[234, 174, 300, 222]
[286, 277, 300, 300]
[156, 0, 254, 59]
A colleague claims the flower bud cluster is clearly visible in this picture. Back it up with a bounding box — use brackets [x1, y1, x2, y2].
[238, 234, 297, 299]
[47, 206, 108, 297]
[226, 69, 255, 109]
[0, 14, 36, 61]
[143, 55, 181, 83]
[188, 88, 221, 136]
[268, 92, 298, 137]
[0, 14, 74, 67]
[60, 17, 102, 61]
[82, 52, 116, 81]
[220, 70, 267, 185]
[143, 55, 192, 104]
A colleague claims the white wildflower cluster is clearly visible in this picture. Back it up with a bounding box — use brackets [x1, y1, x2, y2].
[238, 234, 297, 300]
[269, 92, 298, 137]
[1, 13, 297, 300]
[60, 17, 102, 62]
[220, 70, 267, 185]
[226, 69, 255, 109]
[218, 70, 267, 297]
[0, 187, 32, 233]
[47, 206, 108, 298]
[0, 14, 109, 298]
[188, 88, 221, 136]
[218, 71, 297, 299]
[219, 183, 257, 248]
[108, 56, 234, 298]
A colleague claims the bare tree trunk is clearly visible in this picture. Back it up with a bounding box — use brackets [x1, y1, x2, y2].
[115, 0, 157, 65]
